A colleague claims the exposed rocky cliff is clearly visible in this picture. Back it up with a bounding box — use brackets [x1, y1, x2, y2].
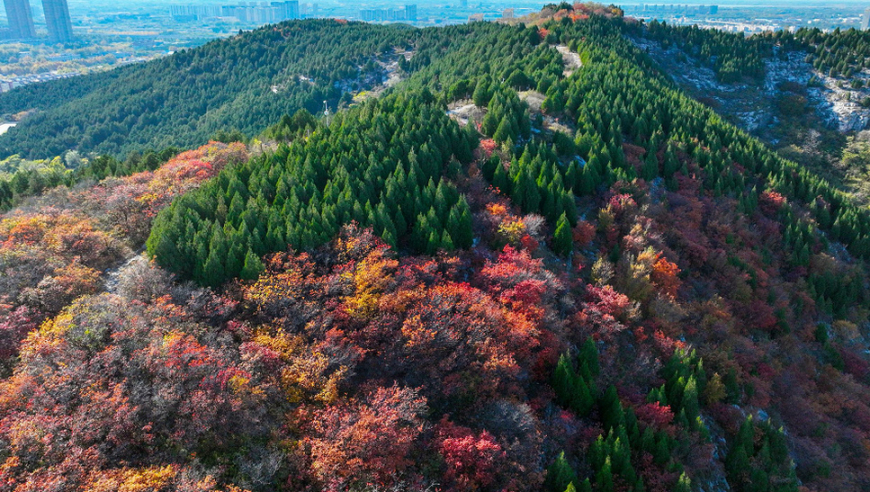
[634, 37, 870, 137]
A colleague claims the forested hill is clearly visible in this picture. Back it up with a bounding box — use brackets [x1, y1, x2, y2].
[0, 18, 558, 161]
[0, 20, 417, 159]
[4, 4, 870, 492]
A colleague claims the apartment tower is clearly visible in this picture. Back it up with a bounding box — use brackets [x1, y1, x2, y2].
[42, 0, 73, 42]
[3, 0, 36, 38]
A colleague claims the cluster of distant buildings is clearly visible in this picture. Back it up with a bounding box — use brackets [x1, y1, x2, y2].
[640, 4, 718, 15]
[170, 1, 300, 23]
[170, 1, 420, 25]
[2, 0, 74, 42]
[359, 5, 416, 23]
[0, 70, 79, 92]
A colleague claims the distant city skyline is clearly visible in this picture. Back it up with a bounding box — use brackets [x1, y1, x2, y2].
[1, 0, 867, 38]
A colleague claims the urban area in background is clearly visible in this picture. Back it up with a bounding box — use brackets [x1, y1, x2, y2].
[0, 0, 868, 103]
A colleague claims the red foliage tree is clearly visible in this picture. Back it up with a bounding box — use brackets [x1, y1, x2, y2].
[650, 255, 681, 298]
[304, 385, 427, 491]
[0, 306, 39, 362]
[435, 417, 507, 491]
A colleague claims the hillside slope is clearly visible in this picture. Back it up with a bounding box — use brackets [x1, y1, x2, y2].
[631, 20, 870, 208]
[1, 6, 870, 492]
[0, 19, 563, 162]
[0, 20, 414, 159]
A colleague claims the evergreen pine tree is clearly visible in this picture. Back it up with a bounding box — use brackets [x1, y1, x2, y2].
[553, 212, 573, 257]
[493, 161, 511, 194]
[681, 376, 700, 424]
[473, 77, 492, 107]
[675, 473, 692, 492]
[580, 163, 600, 196]
[643, 151, 659, 182]
[448, 197, 474, 249]
[579, 337, 600, 378]
[382, 227, 397, 248]
[552, 353, 575, 406]
[544, 451, 578, 492]
[601, 386, 625, 432]
[494, 117, 513, 143]
[202, 249, 225, 288]
[569, 374, 594, 416]
[565, 161, 579, 192]
[562, 191, 578, 226]
[426, 230, 441, 255]
[440, 230, 455, 251]
[595, 456, 615, 492]
[511, 170, 527, 211]
[240, 248, 265, 280]
[523, 171, 541, 213]
[228, 238, 247, 278]
[654, 434, 671, 465]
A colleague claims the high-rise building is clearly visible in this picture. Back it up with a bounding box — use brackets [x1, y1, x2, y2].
[360, 5, 415, 23]
[42, 0, 74, 42]
[272, 1, 299, 21]
[863, 7, 870, 31]
[221, 5, 243, 21]
[170, 5, 221, 21]
[251, 4, 272, 23]
[301, 3, 318, 18]
[3, 0, 35, 39]
[215, 2, 299, 24]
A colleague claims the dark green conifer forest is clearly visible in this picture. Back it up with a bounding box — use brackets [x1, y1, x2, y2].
[148, 92, 477, 286]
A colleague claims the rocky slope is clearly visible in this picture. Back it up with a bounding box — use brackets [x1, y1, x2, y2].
[634, 37, 870, 138]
